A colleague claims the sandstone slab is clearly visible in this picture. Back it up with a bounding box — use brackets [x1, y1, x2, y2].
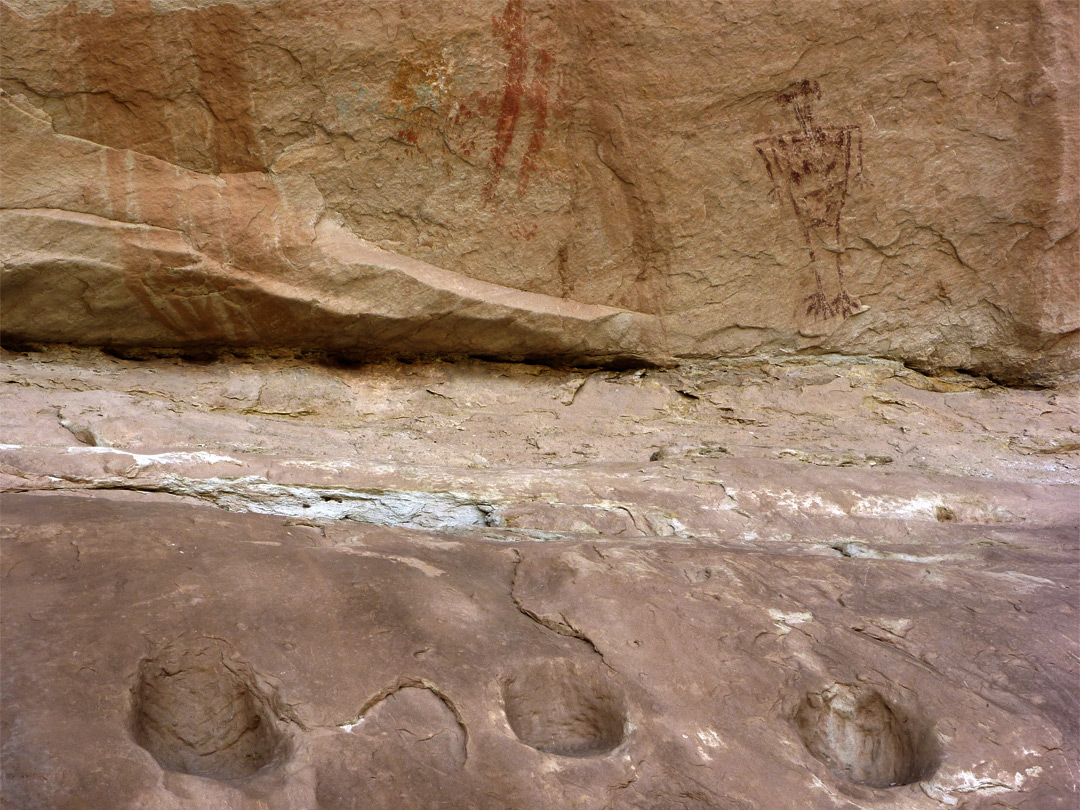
[2, 490, 1076, 809]
[1, 348, 1077, 808]
[0, 94, 661, 366]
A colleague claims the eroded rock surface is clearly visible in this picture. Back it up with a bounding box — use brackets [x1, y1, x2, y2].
[1, 1, 1078, 806]
[131, 637, 289, 781]
[1, 348, 1077, 808]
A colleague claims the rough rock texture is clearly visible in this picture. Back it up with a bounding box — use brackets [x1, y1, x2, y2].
[0, 93, 660, 366]
[2, 347, 1078, 808]
[2, 2, 1078, 808]
[2, 0, 1078, 380]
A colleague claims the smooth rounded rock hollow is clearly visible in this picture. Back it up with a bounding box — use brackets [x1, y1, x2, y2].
[131, 642, 284, 780]
[795, 683, 939, 788]
[503, 658, 628, 757]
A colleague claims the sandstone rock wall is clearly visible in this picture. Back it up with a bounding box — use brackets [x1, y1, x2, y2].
[2, 347, 1078, 808]
[2, 0, 1077, 378]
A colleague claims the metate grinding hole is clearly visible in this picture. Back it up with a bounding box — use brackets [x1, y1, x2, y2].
[503, 659, 628, 757]
[795, 683, 939, 788]
[131, 644, 284, 780]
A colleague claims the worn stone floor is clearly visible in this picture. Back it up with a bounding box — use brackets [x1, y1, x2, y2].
[1, 347, 1077, 809]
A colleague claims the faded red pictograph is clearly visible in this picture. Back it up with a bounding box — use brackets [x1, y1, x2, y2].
[755, 80, 867, 319]
[483, 0, 554, 202]
[381, 1, 558, 205]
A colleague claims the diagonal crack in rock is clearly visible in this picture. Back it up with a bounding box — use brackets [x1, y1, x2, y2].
[509, 550, 613, 669]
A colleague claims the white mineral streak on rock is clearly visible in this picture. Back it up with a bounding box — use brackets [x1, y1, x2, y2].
[850, 494, 946, 520]
[767, 609, 814, 635]
[921, 767, 1031, 805]
[697, 729, 724, 749]
[763, 490, 848, 518]
[152, 475, 496, 529]
[64, 446, 242, 468]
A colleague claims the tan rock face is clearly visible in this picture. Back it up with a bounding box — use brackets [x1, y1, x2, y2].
[2, 0, 1077, 380]
[0, 93, 662, 365]
[1, 2, 1078, 806]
